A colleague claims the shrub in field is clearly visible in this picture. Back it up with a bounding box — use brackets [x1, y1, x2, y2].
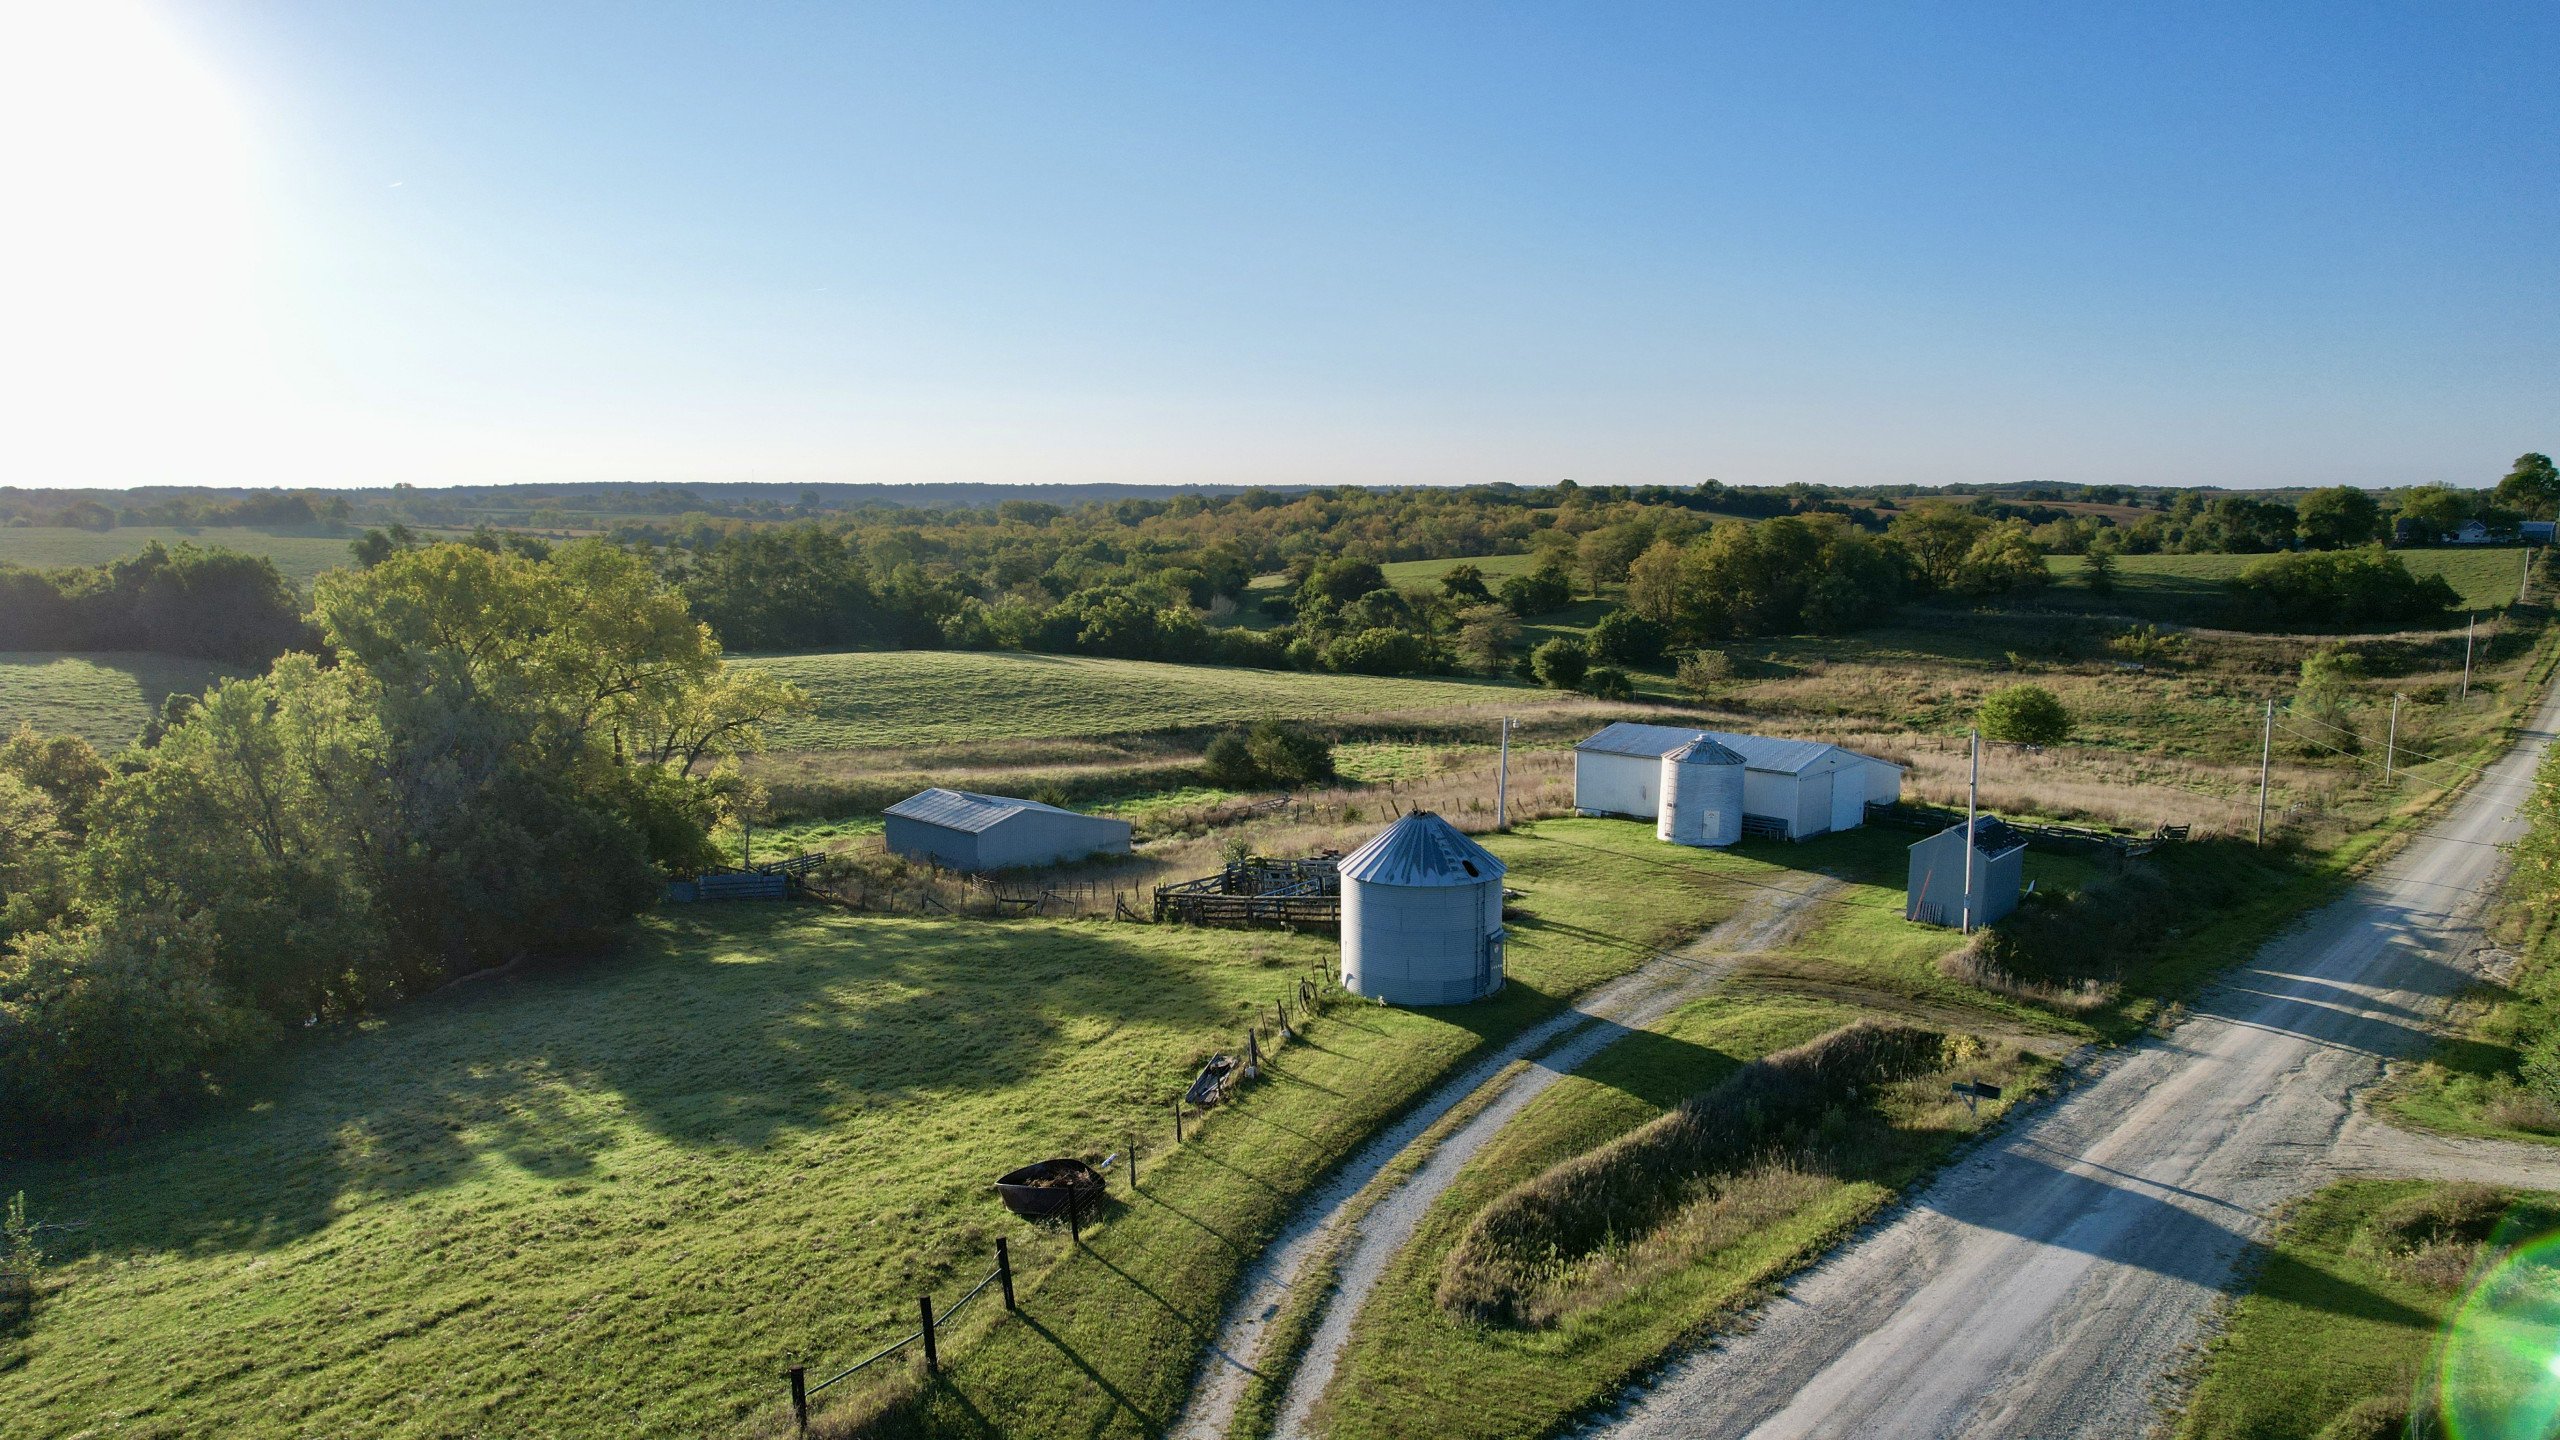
[1581, 666, 1636, 701]
[1437, 1021, 1950, 1326]
[1675, 648, 1733, 701]
[1531, 637, 1590, 690]
[1319, 625, 1434, 676]
[1589, 609, 1667, 666]
[1204, 720, 1336, 790]
[1498, 562, 1575, 618]
[1977, 683, 2072, 745]
[2108, 623, 2184, 664]
[2080, 547, 2117, 595]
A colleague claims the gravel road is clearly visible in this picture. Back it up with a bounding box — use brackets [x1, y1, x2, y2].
[1167, 875, 1838, 1440]
[1577, 678, 2560, 1440]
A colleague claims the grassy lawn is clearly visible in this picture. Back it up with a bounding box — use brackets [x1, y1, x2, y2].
[0, 818, 1774, 1440]
[2041, 547, 2530, 617]
[0, 526, 361, 588]
[2175, 1180, 2560, 1440]
[1297, 990, 2049, 1440]
[1377, 553, 1545, 588]
[0, 650, 241, 748]
[737, 649, 1580, 751]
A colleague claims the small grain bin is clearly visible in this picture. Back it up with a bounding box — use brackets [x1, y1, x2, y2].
[1338, 811, 1507, 1006]
[1657, 736, 1746, 847]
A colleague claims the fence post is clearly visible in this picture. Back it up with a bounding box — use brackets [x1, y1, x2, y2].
[997, 1238, 1016, 1311]
[1067, 1182, 1083, 1244]
[920, 1294, 939, 1375]
[1173, 1097, 1184, 1143]
[786, 1365, 809, 1435]
[1128, 1132, 1139, 1190]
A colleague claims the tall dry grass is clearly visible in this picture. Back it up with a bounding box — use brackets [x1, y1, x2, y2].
[1436, 1021, 1953, 1327]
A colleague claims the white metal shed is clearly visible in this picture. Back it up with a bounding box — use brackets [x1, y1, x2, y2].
[1572, 722, 1903, 840]
[882, 789, 1133, 872]
[1338, 811, 1507, 1006]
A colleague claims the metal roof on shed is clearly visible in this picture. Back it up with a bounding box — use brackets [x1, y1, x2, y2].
[883, 788, 1113, 834]
[1574, 722, 1897, 776]
[1337, 811, 1507, 887]
[1913, 816, 2027, 858]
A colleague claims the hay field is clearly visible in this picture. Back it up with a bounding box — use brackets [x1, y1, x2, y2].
[737, 649, 1585, 751]
[0, 651, 240, 748]
[0, 526, 359, 587]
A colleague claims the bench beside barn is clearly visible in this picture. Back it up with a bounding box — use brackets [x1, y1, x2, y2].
[883, 788, 1133, 872]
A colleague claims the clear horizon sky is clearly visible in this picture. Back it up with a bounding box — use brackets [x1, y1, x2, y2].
[3, 2, 2553, 493]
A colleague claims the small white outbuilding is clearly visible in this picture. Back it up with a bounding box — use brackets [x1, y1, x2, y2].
[1905, 817, 2027, 928]
[1658, 736, 1747, 847]
[1338, 811, 1507, 1006]
[1574, 722, 1902, 841]
[882, 788, 1132, 872]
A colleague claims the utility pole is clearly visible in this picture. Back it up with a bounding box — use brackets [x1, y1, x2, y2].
[2463, 613, 2477, 700]
[1495, 716, 1512, 829]
[1962, 728, 1979, 935]
[2385, 693, 2401, 782]
[742, 815, 752, 870]
[2256, 697, 2274, 847]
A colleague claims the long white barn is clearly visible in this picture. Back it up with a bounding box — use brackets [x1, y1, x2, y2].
[1573, 722, 1903, 840]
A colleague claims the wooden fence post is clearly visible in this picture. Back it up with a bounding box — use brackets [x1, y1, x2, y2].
[1067, 1182, 1083, 1244]
[997, 1238, 1016, 1312]
[1173, 1097, 1184, 1143]
[785, 1365, 808, 1434]
[1128, 1132, 1139, 1190]
[919, 1294, 939, 1375]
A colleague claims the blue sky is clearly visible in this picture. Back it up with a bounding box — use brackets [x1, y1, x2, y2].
[8, 2, 2554, 489]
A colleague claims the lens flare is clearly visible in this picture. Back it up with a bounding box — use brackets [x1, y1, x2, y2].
[2436, 1230, 2560, 1439]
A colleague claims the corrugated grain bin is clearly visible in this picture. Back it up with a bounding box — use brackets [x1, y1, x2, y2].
[1657, 736, 1746, 847]
[1338, 811, 1507, 1006]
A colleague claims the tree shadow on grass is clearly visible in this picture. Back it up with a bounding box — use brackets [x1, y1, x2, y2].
[7, 906, 1233, 1260]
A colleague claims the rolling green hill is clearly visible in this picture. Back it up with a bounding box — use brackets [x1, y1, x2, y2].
[0, 651, 240, 748]
[737, 648, 1568, 750]
[0, 526, 360, 588]
[2043, 547, 2529, 615]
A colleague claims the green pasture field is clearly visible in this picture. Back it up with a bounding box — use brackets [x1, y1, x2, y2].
[736, 649, 1577, 751]
[0, 526, 359, 588]
[0, 818, 1773, 1440]
[2042, 547, 2530, 617]
[0, 651, 240, 749]
[1245, 553, 1544, 593]
[2174, 1180, 2560, 1440]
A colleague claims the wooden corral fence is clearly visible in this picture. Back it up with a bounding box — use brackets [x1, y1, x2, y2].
[1153, 853, 1342, 928]
[1865, 801, 2187, 859]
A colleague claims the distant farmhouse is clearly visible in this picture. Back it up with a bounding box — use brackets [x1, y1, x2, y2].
[883, 789, 1132, 872]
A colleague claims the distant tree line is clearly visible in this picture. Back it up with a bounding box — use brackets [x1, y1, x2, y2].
[0, 542, 805, 1149]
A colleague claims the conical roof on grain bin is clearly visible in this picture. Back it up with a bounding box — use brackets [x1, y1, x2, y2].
[1665, 736, 1745, 767]
[1337, 811, 1506, 888]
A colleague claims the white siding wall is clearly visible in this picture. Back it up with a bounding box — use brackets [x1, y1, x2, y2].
[1864, 759, 1905, 806]
[1574, 751, 1659, 819]
[891, 810, 1130, 872]
[1829, 764, 1868, 833]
